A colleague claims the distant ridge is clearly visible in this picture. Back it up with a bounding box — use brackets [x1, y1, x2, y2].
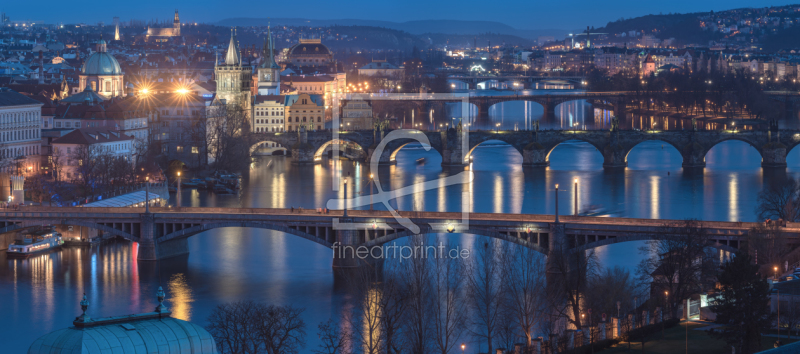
[216, 17, 568, 39]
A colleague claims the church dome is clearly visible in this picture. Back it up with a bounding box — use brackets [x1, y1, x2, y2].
[82, 51, 122, 75]
[289, 39, 330, 56]
[28, 317, 218, 354]
[28, 290, 218, 354]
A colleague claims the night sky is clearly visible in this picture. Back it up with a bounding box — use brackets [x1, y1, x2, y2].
[3, 0, 799, 30]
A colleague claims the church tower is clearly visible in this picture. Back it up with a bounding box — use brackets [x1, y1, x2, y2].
[257, 26, 280, 96]
[173, 10, 180, 36]
[214, 28, 252, 114]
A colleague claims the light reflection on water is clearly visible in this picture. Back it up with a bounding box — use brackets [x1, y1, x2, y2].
[2, 138, 800, 351]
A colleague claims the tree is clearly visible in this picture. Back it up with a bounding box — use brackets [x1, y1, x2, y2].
[466, 238, 508, 354]
[502, 244, 547, 346]
[430, 242, 468, 354]
[637, 219, 716, 319]
[756, 177, 800, 222]
[313, 318, 352, 354]
[206, 301, 307, 354]
[402, 236, 433, 354]
[710, 252, 773, 354]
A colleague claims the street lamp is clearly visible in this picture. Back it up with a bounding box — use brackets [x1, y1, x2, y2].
[574, 178, 578, 215]
[369, 173, 374, 211]
[554, 184, 560, 223]
[495, 123, 501, 131]
[145, 175, 150, 213]
[461, 343, 465, 353]
[177, 171, 182, 207]
[775, 266, 779, 281]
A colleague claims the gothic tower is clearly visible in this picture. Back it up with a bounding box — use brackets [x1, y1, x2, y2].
[173, 10, 180, 36]
[214, 28, 252, 115]
[257, 25, 280, 96]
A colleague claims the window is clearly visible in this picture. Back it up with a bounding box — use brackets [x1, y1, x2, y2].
[75, 122, 81, 128]
[162, 146, 168, 153]
[177, 146, 184, 153]
[192, 146, 198, 154]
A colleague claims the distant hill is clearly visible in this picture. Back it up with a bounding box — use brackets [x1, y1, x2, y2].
[216, 18, 568, 39]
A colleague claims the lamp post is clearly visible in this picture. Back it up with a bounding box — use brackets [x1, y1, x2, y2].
[145, 176, 150, 213]
[775, 266, 779, 281]
[574, 178, 578, 215]
[555, 184, 559, 223]
[663, 290, 668, 338]
[343, 178, 348, 217]
[177, 171, 182, 208]
[461, 343, 465, 354]
[369, 173, 374, 211]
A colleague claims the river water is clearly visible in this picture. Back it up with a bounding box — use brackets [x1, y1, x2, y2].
[3, 94, 800, 351]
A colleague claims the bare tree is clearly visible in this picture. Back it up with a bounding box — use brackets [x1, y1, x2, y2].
[756, 177, 800, 222]
[402, 236, 433, 354]
[637, 219, 716, 319]
[430, 241, 468, 354]
[206, 301, 307, 354]
[313, 318, 352, 354]
[502, 245, 547, 346]
[466, 238, 508, 354]
[206, 301, 262, 354]
[207, 103, 253, 172]
[253, 304, 307, 354]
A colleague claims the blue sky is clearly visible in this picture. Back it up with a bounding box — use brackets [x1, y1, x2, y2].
[3, 0, 798, 30]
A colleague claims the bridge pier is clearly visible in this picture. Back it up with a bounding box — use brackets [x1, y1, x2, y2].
[523, 143, 549, 167]
[542, 101, 556, 125]
[602, 144, 627, 169]
[441, 129, 468, 167]
[137, 214, 190, 261]
[681, 142, 706, 169]
[332, 223, 384, 279]
[367, 146, 395, 165]
[291, 128, 318, 164]
[762, 144, 788, 168]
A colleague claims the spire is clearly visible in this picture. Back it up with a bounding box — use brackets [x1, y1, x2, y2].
[260, 25, 280, 69]
[174, 9, 179, 23]
[224, 27, 240, 66]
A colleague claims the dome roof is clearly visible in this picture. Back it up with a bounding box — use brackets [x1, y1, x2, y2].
[290, 39, 330, 56]
[28, 316, 218, 354]
[82, 52, 122, 75]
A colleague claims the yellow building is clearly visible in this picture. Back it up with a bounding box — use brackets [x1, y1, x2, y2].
[285, 93, 324, 132]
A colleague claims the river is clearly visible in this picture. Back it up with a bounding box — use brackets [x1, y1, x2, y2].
[3, 93, 800, 351]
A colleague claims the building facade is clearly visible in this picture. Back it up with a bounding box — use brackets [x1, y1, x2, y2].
[286, 38, 333, 68]
[285, 93, 324, 132]
[256, 27, 281, 96]
[341, 99, 373, 130]
[146, 10, 180, 42]
[78, 40, 124, 98]
[215, 29, 252, 117]
[0, 88, 43, 174]
[253, 95, 285, 133]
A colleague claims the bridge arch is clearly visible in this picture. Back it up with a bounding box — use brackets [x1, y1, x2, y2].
[250, 140, 288, 155]
[464, 139, 523, 163]
[313, 139, 367, 160]
[157, 221, 333, 248]
[544, 139, 605, 166]
[623, 139, 685, 168]
[703, 137, 764, 167]
[361, 227, 548, 255]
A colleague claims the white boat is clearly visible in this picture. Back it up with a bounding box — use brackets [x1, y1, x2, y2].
[7, 230, 63, 258]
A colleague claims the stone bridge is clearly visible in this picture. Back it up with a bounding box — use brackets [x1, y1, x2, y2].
[0, 207, 774, 278]
[250, 128, 800, 168]
[446, 75, 586, 90]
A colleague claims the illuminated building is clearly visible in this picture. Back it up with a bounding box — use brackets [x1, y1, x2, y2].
[77, 40, 124, 98]
[286, 38, 333, 68]
[341, 99, 373, 130]
[214, 28, 252, 117]
[257, 26, 281, 96]
[253, 95, 285, 133]
[0, 88, 43, 174]
[146, 10, 180, 43]
[284, 93, 324, 132]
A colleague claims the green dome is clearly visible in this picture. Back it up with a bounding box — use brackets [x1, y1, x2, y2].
[82, 52, 122, 75]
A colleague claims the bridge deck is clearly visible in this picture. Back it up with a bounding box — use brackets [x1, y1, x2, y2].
[0, 206, 782, 232]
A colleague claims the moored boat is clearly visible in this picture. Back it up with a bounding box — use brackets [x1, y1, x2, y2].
[7, 230, 63, 258]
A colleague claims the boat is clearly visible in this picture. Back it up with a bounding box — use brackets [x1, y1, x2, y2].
[416, 158, 426, 165]
[181, 181, 201, 188]
[578, 205, 624, 218]
[7, 229, 64, 258]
